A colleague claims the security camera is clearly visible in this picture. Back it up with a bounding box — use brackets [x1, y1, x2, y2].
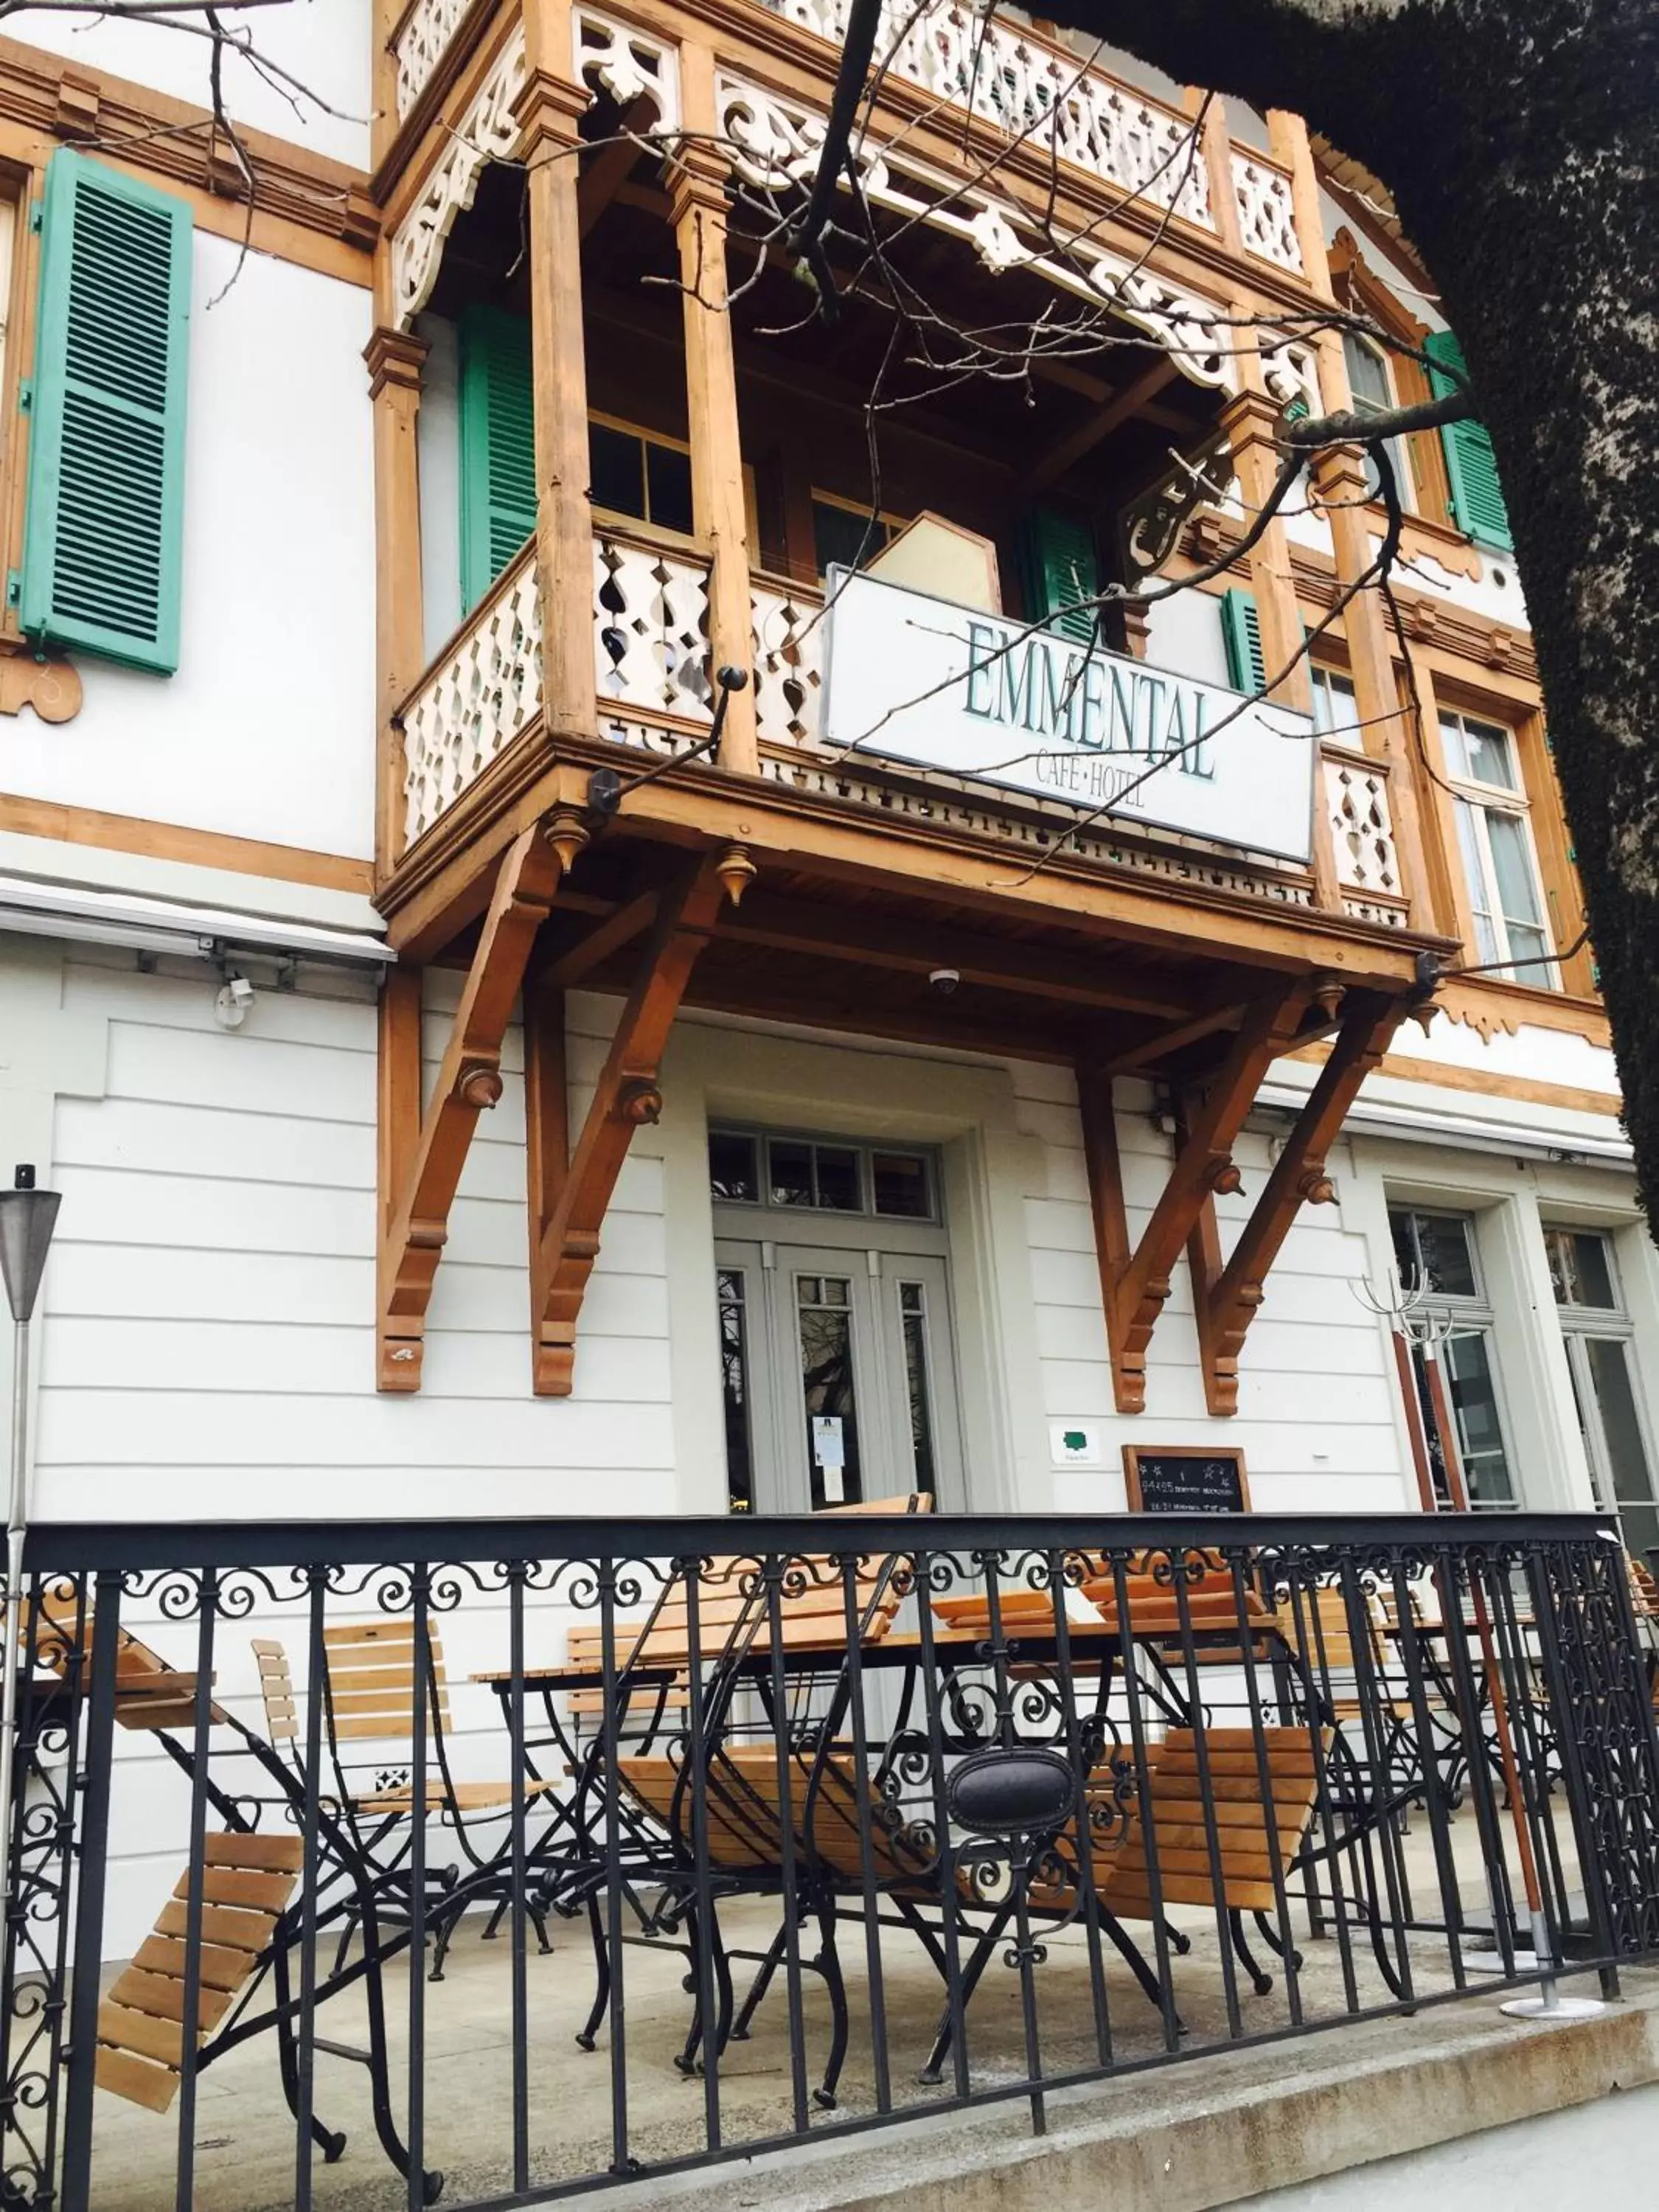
[928, 968, 961, 996]
[214, 972, 254, 1030]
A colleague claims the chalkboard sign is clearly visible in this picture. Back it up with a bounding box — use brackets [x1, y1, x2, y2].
[1123, 1446, 1250, 1515]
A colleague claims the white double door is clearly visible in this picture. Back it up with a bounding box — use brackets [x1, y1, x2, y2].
[714, 1233, 964, 1514]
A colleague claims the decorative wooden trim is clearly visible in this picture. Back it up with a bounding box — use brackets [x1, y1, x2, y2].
[378, 822, 564, 1391]
[0, 646, 77, 723]
[524, 956, 568, 1374]
[1436, 978, 1610, 1048]
[533, 858, 724, 1394]
[1285, 1038, 1623, 1121]
[0, 795, 374, 894]
[1079, 979, 1313, 1416]
[1199, 990, 1408, 1415]
[1122, 1444, 1251, 1513]
[0, 37, 375, 273]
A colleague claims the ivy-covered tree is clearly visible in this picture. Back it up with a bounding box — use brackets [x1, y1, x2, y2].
[1036, 0, 1658, 1220]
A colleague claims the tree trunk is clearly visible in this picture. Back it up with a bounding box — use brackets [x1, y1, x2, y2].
[1050, 0, 1659, 1222]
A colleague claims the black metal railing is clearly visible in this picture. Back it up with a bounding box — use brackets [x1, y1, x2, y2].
[4, 1510, 1659, 2210]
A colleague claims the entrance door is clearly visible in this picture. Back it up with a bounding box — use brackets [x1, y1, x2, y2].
[709, 1127, 966, 1513]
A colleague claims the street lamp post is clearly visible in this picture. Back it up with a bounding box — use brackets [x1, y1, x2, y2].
[0, 1164, 62, 1932]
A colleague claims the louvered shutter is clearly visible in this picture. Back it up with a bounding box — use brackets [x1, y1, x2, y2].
[1018, 507, 1099, 645]
[459, 305, 536, 611]
[1219, 588, 1265, 694]
[1424, 330, 1513, 554]
[20, 150, 191, 674]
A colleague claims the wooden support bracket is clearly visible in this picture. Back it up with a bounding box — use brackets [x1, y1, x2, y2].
[1194, 990, 1412, 1415]
[1079, 981, 1312, 1415]
[378, 823, 565, 1391]
[532, 861, 725, 1396]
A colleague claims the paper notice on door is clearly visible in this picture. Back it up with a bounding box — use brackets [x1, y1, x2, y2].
[812, 1416, 846, 1500]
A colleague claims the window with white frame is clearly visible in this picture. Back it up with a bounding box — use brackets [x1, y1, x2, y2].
[1341, 330, 1413, 508]
[1544, 1226, 1659, 1562]
[1439, 708, 1556, 987]
[1388, 1206, 1518, 1511]
[1310, 665, 1360, 742]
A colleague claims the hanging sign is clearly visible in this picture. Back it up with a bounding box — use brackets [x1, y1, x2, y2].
[821, 570, 1315, 864]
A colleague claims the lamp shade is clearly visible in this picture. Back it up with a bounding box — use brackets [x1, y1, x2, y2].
[0, 1171, 60, 1324]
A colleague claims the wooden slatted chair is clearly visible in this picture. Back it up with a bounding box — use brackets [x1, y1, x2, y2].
[32, 1591, 227, 1731]
[94, 1831, 303, 2112]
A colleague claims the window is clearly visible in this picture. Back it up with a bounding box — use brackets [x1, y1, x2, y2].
[21, 150, 192, 673]
[1388, 1207, 1517, 1512]
[1310, 666, 1360, 742]
[1439, 709, 1555, 986]
[1546, 1227, 1659, 1562]
[812, 493, 901, 580]
[589, 416, 694, 538]
[1341, 332, 1412, 509]
[709, 1130, 936, 1222]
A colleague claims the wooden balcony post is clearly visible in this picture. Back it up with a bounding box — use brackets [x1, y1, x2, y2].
[670, 42, 759, 776]
[518, 0, 598, 745]
[372, 0, 403, 170]
[1183, 86, 1243, 258]
[1218, 374, 1339, 910]
[1265, 111, 1331, 293]
[365, 326, 428, 882]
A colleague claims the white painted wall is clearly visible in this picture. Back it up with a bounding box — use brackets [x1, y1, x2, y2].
[10, 0, 372, 170]
[417, 310, 464, 658]
[1, 233, 375, 859]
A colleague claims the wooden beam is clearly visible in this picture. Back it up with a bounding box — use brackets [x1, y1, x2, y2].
[717, 895, 1196, 1019]
[1200, 990, 1409, 1413]
[1085, 980, 1312, 1414]
[378, 824, 563, 1391]
[1022, 357, 1181, 497]
[534, 861, 725, 1394]
[524, 958, 568, 1372]
[1098, 1000, 1247, 1075]
[577, 97, 653, 240]
[541, 886, 662, 989]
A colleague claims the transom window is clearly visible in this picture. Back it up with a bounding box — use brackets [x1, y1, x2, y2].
[709, 1129, 936, 1221]
[1547, 1226, 1659, 1562]
[1439, 709, 1556, 988]
[1388, 1206, 1517, 1512]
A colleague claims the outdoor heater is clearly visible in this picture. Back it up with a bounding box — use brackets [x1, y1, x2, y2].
[0, 1164, 61, 1924]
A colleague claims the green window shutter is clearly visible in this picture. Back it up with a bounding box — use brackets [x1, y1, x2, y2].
[1424, 330, 1513, 554]
[1018, 507, 1099, 645]
[459, 304, 536, 611]
[20, 150, 191, 674]
[1220, 588, 1265, 693]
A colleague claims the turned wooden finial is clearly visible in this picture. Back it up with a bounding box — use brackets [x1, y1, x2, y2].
[1310, 973, 1346, 1022]
[616, 1079, 664, 1126]
[1297, 1164, 1337, 1205]
[1206, 1157, 1244, 1196]
[456, 1060, 504, 1110]
[545, 807, 591, 877]
[716, 843, 757, 908]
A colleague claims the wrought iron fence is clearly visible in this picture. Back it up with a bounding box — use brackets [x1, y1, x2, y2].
[4, 1509, 1658, 2210]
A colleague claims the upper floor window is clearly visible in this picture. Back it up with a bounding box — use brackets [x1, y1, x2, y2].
[1388, 1206, 1517, 1512]
[1546, 1226, 1659, 1563]
[1439, 709, 1555, 987]
[1341, 331, 1412, 509]
[1310, 665, 1359, 742]
[812, 493, 902, 581]
[590, 415, 694, 539]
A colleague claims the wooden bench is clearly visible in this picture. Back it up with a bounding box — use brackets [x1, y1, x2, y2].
[94, 1830, 304, 2112]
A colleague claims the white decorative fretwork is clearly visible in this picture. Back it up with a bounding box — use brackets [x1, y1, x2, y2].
[718, 74, 1245, 392]
[751, 582, 826, 747]
[1231, 152, 1304, 272]
[393, 0, 473, 120]
[593, 530, 713, 723]
[401, 550, 544, 847]
[571, 7, 680, 131]
[392, 26, 527, 329]
[768, 0, 1213, 229]
[1324, 747, 1400, 900]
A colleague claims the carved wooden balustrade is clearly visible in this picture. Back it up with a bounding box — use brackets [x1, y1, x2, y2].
[1321, 745, 1406, 927]
[386, 0, 1304, 276]
[400, 542, 544, 849]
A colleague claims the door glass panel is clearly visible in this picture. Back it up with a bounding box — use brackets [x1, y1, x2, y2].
[717, 1269, 755, 1514]
[898, 1281, 937, 1492]
[1444, 1332, 1515, 1506]
[796, 1275, 863, 1509]
[1391, 1208, 1478, 1298]
[1586, 1336, 1657, 1510]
